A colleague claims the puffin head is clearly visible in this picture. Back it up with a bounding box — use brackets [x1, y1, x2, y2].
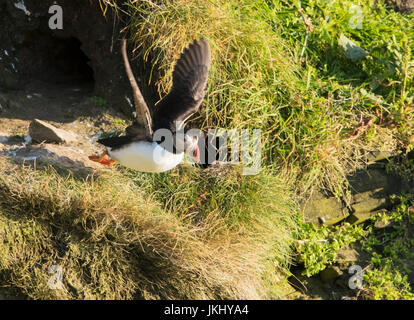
[184, 134, 200, 163]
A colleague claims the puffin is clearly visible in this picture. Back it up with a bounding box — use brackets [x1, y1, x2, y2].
[89, 37, 211, 172]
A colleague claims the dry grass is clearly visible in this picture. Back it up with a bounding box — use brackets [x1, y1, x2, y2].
[0, 158, 296, 299]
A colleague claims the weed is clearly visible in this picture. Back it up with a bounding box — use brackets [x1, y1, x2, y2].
[89, 96, 107, 107]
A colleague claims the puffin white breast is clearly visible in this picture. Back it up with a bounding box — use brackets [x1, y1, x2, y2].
[107, 141, 184, 173]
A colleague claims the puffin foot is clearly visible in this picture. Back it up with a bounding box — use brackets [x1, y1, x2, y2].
[100, 158, 117, 166]
[88, 152, 116, 166]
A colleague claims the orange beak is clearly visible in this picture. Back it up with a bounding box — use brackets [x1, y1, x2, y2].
[192, 145, 200, 163]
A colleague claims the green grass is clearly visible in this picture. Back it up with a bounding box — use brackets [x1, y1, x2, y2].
[0, 0, 413, 299]
[100, 0, 413, 197]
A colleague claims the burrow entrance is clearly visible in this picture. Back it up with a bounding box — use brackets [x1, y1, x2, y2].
[45, 36, 94, 85]
[0, 0, 145, 116]
[18, 35, 95, 88]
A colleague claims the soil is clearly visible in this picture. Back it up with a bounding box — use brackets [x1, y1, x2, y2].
[0, 0, 156, 118]
[0, 79, 129, 171]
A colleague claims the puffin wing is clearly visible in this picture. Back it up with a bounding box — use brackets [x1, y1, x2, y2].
[97, 40, 154, 151]
[97, 123, 151, 150]
[97, 135, 138, 150]
[121, 39, 153, 136]
[152, 38, 211, 133]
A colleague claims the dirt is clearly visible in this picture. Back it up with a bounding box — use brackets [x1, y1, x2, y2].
[0, 79, 130, 171]
[0, 0, 156, 118]
[0, 0, 162, 172]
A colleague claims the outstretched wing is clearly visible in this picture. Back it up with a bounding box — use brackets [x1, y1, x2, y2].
[121, 39, 153, 136]
[96, 39, 154, 151]
[152, 38, 211, 133]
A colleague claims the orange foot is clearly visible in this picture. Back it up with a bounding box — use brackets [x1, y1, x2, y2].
[89, 152, 116, 166]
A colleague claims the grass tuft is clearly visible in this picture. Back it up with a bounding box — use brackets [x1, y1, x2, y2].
[100, 0, 413, 197]
[0, 158, 296, 299]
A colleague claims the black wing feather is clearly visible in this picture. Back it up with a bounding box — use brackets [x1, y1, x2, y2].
[152, 38, 211, 133]
[97, 135, 135, 150]
[97, 122, 151, 150]
[96, 39, 210, 151]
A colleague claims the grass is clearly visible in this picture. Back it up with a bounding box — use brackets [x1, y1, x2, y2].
[0, 158, 296, 299]
[0, 0, 413, 299]
[101, 0, 413, 198]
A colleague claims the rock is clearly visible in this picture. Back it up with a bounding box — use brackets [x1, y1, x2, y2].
[351, 188, 388, 212]
[395, 0, 414, 13]
[319, 266, 343, 283]
[336, 249, 360, 265]
[338, 34, 368, 61]
[347, 184, 391, 224]
[29, 119, 77, 144]
[347, 210, 383, 225]
[366, 150, 399, 163]
[0, 0, 145, 118]
[373, 218, 394, 229]
[347, 188, 390, 225]
[335, 274, 351, 289]
[347, 168, 400, 195]
[0, 134, 8, 144]
[1, 142, 103, 171]
[345, 168, 401, 225]
[302, 195, 349, 226]
[0, 93, 21, 111]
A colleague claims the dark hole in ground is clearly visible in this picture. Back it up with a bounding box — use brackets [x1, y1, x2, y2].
[43, 36, 94, 86]
[18, 34, 95, 90]
[52, 37, 94, 85]
[0, 34, 101, 123]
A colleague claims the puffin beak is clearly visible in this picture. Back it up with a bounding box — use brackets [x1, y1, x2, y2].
[192, 145, 200, 163]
